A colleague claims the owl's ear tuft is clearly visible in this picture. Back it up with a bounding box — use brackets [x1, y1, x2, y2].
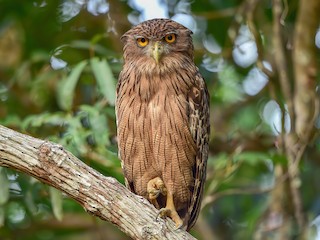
[120, 34, 129, 44]
[121, 29, 133, 44]
[185, 29, 193, 36]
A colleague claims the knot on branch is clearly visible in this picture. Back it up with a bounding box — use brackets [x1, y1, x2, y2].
[39, 142, 69, 166]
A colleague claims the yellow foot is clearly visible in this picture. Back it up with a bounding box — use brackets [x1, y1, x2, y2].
[157, 207, 183, 229]
[147, 177, 167, 200]
[156, 191, 183, 229]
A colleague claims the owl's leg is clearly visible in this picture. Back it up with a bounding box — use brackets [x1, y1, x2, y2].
[147, 177, 167, 201]
[158, 192, 183, 229]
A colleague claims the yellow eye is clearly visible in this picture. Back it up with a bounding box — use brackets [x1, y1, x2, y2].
[164, 33, 176, 43]
[136, 37, 149, 47]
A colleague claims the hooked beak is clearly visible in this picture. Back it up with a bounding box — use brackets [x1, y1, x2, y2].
[152, 41, 163, 64]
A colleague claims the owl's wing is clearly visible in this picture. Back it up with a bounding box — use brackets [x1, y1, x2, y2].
[115, 71, 135, 193]
[186, 72, 210, 230]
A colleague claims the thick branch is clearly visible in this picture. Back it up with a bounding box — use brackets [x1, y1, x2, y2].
[293, 0, 320, 139]
[286, 0, 320, 229]
[0, 125, 196, 240]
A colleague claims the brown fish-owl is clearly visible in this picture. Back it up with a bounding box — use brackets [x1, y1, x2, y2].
[116, 18, 210, 230]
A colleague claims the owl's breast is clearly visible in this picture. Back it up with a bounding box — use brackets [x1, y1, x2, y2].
[148, 96, 162, 115]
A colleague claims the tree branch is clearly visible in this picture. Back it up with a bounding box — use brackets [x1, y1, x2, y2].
[272, 0, 294, 125]
[293, 0, 320, 140]
[0, 125, 196, 240]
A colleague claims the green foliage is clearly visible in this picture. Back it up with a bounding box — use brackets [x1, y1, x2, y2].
[0, 1, 123, 238]
[49, 187, 63, 221]
[57, 60, 88, 111]
[90, 57, 116, 105]
[0, 168, 10, 206]
[215, 64, 243, 104]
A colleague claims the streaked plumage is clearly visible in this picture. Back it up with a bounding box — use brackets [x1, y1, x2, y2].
[115, 18, 210, 230]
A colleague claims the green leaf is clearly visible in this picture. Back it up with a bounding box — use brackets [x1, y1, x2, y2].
[0, 114, 21, 126]
[7, 202, 26, 224]
[0, 206, 4, 227]
[22, 112, 66, 130]
[49, 187, 63, 221]
[0, 168, 9, 205]
[80, 104, 110, 145]
[233, 151, 270, 165]
[57, 60, 87, 110]
[216, 64, 243, 103]
[25, 190, 37, 215]
[90, 57, 116, 105]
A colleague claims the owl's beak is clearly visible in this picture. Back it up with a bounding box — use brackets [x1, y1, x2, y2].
[152, 41, 163, 64]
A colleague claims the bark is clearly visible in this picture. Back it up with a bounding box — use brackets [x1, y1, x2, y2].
[293, 0, 320, 139]
[290, 0, 320, 229]
[272, 0, 294, 123]
[0, 125, 196, 240]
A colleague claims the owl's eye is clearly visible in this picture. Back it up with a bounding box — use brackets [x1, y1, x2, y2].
[136, 37, 149, 47]
[164, 33, 176, 43]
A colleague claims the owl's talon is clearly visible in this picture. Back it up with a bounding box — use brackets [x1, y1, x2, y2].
[147, 177, 167, 200]
[156, 191, 183, 229]
[157, 207, 171, 219]
[149, 189, 160, 199]
[157, 207, 183, 229]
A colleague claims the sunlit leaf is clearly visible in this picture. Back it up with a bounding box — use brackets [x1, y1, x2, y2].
[90, 57, 116, 105]
[22, 113, 51, 129]
[49, 187, 63, 221]
[206, 179, 219, 194]
[233, 151, 270, 165]
[0, 168, 9, 205]
[22, 112, 66, 130]
[57, 60, 87, 110]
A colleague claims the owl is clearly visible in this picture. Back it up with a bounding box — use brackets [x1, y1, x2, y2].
[115, 18, 210, 231]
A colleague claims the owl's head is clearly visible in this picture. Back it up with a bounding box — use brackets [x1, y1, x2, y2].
[121, 18, 194, 67]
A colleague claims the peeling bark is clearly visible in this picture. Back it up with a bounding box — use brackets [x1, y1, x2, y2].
[0, 125, 196, 240]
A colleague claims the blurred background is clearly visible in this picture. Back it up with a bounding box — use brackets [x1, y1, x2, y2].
[0, 0, 319, 239]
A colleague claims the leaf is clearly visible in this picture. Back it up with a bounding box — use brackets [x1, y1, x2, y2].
[216, 64, 243, 103]
[90, 57, 116, 105]
[233, 151, 270, 165]
[57, 60, 87, 110]
[49, 187, 63, 221]
[21, 112, 66, 130]
[25, 190, 37, 214]
[0, 206, 4, 227]
[80, 104, 110, 145]
[0, 114, 21, 126]
[0, 168, 9, 205]
[62, 113, 89, 155]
